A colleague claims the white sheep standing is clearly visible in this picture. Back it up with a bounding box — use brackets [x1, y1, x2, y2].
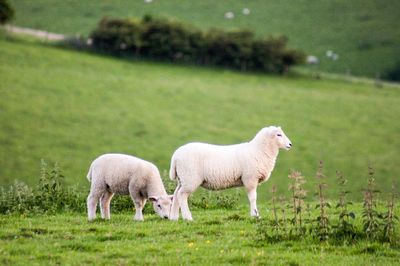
[86, 153, 172, 221]
[169, 126, 292, 221]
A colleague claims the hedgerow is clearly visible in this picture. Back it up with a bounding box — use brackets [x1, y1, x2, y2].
[88, 15, 305, 74]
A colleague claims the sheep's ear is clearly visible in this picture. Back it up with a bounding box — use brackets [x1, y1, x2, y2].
[149, 196, 158, 202]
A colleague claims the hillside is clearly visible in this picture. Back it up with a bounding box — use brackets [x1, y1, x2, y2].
[9, 0, 400, 78]
[1, 33, 400, 199]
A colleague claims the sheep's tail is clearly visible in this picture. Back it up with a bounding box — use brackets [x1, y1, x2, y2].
[86, 164, 93, 182]
[169, 156, 177, 181]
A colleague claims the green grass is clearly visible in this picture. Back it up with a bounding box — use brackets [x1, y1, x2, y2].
[0, 204, 399, 265]
[1, 32, 400, 199]
[9, 0, 400, 78]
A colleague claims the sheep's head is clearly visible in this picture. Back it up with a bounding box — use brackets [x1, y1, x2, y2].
[257, 126, 292, 151]
[149, 195, 173, 219]
[272, 126, 292, 151]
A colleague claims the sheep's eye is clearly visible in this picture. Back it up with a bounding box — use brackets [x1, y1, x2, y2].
[277, 134, 282, 137]
[157, 204, 161, 208]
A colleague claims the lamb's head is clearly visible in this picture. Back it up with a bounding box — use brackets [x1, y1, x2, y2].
[257, 126, 292, 151]
[149, 195, 173, 219]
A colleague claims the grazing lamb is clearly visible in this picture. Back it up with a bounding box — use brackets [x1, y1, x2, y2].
[86, 153, 172, 221]
[169, 126, 292, 221]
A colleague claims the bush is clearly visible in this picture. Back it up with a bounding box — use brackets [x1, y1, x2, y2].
[0, 181, 34, 214]
[89, 15, 305, 74]
[141, 16, 201, 62]
[0, 0, 14, 25]
[91, 17, 143, 56]
[383, 61, 400, 82]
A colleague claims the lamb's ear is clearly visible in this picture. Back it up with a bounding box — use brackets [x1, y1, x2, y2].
[149, 196, 158, 202]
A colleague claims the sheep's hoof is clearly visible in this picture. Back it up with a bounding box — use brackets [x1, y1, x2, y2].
[134, 217, 144, 222]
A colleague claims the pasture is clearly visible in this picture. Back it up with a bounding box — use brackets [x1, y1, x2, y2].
[1, 2, 400, 264]
[0, 205, 399, 265]
[9, 0, 400, 78]
[1, 32, 400, 199]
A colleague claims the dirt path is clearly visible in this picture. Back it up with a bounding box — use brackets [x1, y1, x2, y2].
[4, 25, 66, 41]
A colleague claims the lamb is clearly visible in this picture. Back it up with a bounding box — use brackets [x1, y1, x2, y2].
[86, 153, 172, 221]
[169, 126, 292, 221]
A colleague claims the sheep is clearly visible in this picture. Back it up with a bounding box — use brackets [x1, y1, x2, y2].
[86, 153, 172, 221]
[169, 126, 292, 221]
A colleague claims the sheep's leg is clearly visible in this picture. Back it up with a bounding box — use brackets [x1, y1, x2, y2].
[169, 184, 181, 221]
[100, 191, 114, 219]
[177, 188, 193, 221]
[87, 189, 103, 221]
[246, 186, 260, 218]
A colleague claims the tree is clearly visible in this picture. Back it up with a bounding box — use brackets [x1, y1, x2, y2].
[0, 0, 14, 25]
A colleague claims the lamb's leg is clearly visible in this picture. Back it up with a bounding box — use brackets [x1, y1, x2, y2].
[177, 188, 193, 221]
[87, 189, 103, 221]
[246, 186, 260, 218]
[133, 200, 145, 221]
[100, 191, 114, 219]
[169, 184, 181, 221]
[129, 188, 145, 221]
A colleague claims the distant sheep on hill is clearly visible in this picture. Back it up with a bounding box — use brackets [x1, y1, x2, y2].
[169, 126, 292, 221]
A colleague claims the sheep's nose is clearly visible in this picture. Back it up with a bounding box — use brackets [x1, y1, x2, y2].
[289, 143, 292, 147]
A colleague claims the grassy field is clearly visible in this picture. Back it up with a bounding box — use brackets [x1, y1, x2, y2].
[9, 0, 400, 78]
[0, 203, 399, 265]
[1, 32, 400, 200]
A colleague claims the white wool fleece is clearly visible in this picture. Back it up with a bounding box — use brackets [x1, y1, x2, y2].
[169, 126, 292, 221]
[87, 153, 172, 221]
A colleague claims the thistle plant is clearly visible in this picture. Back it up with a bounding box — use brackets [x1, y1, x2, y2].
[333, 171, 356, 240]
[362, 166, 381, 240]
[314, 161, 331, 241]
[288, 170, 307, 234]
[382, 183, 398, 244]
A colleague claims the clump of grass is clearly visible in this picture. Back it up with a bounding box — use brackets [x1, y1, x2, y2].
[362, 166, 381, 240]
[332, 171, 357, 241]
[313, 161, 331, 241]
[190, 191, 239, 210]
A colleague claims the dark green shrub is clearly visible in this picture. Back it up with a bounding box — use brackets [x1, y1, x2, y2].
[141, 17, 200, 62]
[204, 29, 254, 70]
[383, 61, 400, 82]
[0, 0, 14, 25]
[251, 36, 289, 73]
[90, 17, 143, 55]
[89, 15, 305, 74]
